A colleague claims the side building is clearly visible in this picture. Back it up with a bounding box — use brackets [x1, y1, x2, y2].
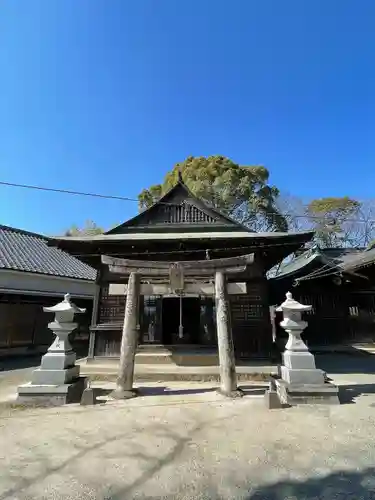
[0, 225, 96, 356]
[51, 177, 313, 361]
[270, 246, 375, 348]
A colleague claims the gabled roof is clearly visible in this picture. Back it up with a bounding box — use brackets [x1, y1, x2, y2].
[0, 225, 96, 281]
[106, 178, 248, 235]
[48, 177, 314, 270]
[272, 246, 368, 281]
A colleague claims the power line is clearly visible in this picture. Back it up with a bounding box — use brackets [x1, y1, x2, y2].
[294, 263, 340, 282]
[1, 179, 375, 224]
[0, 180, 140, 203]
[294, 267, 343, 284]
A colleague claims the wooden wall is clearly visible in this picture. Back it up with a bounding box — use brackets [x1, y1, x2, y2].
[0, 294, 92, 354]
[230, 278, 273, 359]
[93, 276, 273, 359]
[271, 278, 375, 347]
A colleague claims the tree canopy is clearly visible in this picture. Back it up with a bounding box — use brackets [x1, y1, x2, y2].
[138, 155, 288, 232]
[62, 156, 375, 249]
[306, 197, 361, 248]
[64, 220, 104, 236]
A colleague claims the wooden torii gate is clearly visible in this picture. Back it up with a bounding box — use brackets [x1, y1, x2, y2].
[101, 253, 254, 399]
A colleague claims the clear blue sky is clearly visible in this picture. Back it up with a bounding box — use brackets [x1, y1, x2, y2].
[1, 0, 374, 235]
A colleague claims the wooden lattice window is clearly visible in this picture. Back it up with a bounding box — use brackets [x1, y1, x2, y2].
[99, 286, 125, 324]
[161, 203, 217, 224]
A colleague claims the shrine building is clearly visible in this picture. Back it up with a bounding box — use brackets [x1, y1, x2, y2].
[51, 177, 313, 361]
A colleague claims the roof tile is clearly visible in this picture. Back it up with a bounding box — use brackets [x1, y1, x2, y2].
[0, 225, 96, 281]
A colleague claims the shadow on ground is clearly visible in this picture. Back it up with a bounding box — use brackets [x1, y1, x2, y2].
[0, 410, 236, 500]
[95, 385, 267, 399]
[246, 467, 375, 500]
[127, 467, 375, 500]
[339, 383, 375, 405]
[0, 355, 42, 372]
[315, 350, 375, 374]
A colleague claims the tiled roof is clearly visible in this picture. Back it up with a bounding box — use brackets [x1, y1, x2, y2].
[272, 246, 373, 280]
[272, 249, 323, 279]
[0, 225, 96, 281]
[339, 247, 375, 272]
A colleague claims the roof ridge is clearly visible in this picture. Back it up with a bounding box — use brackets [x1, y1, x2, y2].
[0, 224, 49, 241]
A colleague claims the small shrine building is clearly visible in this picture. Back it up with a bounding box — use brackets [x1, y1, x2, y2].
[51, 177, 313, 360]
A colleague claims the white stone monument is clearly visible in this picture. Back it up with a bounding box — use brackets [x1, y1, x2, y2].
[17, 294, 88, 405]
[273, 292, 339, 406]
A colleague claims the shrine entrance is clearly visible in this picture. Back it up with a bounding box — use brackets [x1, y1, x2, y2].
[101, 253, 255, 399]
[162, 297, 201, 345]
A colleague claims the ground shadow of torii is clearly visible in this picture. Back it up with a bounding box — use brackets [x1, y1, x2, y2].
[124, 467, 375, 500]
[246, 467, 375, 500]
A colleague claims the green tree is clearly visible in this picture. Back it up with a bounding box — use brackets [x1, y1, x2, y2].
[138, 155, 288, 231]
[64, 220, 104, 236]
[307, 197, 361, 247]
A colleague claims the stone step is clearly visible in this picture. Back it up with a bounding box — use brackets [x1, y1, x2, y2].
[134, 351, 219, 366]
[79, 361, 278, 382]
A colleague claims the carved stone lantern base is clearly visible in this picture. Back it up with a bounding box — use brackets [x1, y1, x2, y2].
[272, 292, 340, 406]
[273, 378, 340, 406]
[17, 294, 88, 406]
[17, 377, 87, 406]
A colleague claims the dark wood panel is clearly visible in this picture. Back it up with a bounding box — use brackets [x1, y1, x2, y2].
[95, 330, 122, 357]
[140, 295, 163, 343]
[230, 278, 273, 358]
[348, 292, 375, 343]
[95, 275, 272, 357]
[0, 303, 36, 346]
[200, 297, 217, 346]
[98, 286, 125, 324]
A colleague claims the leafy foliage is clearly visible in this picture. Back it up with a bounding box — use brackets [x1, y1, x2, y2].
[138, 155, 288, 231]
[64, 220, 104, 236]
[306, 197, 361, 247]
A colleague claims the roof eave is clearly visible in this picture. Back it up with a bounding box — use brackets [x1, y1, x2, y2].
[50, 230, 314, 244]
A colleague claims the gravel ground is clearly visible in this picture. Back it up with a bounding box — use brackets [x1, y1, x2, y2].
[0, 354, 375, 499]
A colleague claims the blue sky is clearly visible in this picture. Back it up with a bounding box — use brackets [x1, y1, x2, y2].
[0, 0, 374, 235]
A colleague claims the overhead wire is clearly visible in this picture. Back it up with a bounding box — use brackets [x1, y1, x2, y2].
[1, 179, 375, 224]
[294, 267, 344, 284]
[294, 264, 342, 284]
[1, 179, 369, 282]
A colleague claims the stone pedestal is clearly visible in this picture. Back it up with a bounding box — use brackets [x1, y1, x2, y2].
[273, 292, 339, 406]
[17, 294, 88, 406]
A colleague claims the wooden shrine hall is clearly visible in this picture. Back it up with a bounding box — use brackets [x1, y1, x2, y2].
[51, 176, 313, 361]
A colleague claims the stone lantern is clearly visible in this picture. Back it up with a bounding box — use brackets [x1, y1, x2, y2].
[272, 292, 339, 406]
[17, 294, 88, 405]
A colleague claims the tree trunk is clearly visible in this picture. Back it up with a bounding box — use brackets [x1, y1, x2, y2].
[112, 272, 140, 399]
[215, 271, 243, 398]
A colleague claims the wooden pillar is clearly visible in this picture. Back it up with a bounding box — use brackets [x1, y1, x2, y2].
[112, 272, 140, 399]
[215, 271, 243, 398]
[87, 283, 101, 360]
